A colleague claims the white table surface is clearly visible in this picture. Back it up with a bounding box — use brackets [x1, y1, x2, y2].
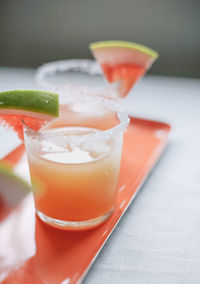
[0, 67, 200, 284]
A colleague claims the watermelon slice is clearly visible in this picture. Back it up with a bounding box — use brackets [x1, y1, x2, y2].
[90, 41, 158, 97]
[0, 161, 32, 220]
[0, 90, 59, 140]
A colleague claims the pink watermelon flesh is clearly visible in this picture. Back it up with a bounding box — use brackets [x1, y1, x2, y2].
[101, 63, 146, 97]
[92, 46, 156, 97]
[0, 114, 47, 141]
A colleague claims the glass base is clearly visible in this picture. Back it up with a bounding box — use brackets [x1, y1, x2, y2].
[36, 209, 114, 230]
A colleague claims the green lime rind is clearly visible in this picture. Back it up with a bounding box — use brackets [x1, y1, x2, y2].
[0, 162, 32, 192]
[0, 90, 59, 117]
[89, 41, 159, 59]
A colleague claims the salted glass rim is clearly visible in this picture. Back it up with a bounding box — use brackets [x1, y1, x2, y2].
[36, 59, 103, 90]
[35, 59, 117, 99]
[23, 94, 130, 146]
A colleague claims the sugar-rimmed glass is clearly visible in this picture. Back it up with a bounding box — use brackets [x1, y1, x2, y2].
[36, 59, 118, 100]
[24, 94, 129, 230]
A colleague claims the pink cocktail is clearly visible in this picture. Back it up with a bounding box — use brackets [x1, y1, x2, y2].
[24, 94, 129, 230]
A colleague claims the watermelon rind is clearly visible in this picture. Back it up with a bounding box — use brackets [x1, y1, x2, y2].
[0, 162, 32, 192]
[89, 41, 158, 59]
[0, 90, 59, 117]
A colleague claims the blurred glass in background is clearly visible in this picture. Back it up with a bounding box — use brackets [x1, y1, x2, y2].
[0, 0, 199, 78]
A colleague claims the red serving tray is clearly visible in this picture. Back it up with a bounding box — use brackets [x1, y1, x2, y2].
[0, 117, 171, 284]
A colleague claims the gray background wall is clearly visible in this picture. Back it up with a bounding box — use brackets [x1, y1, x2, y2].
[0, 0, 199, 78]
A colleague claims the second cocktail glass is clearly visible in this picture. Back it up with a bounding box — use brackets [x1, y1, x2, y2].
[36, 59, 118, 100]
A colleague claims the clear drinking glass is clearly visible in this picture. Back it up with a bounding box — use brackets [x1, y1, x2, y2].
[24, 94, 129, 230]
[36, 59, 118, 100]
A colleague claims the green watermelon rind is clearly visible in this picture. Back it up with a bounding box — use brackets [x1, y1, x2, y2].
[0, 90, 59, 117]
[90, 41, 158, 59]
[0, 162, 32, 192]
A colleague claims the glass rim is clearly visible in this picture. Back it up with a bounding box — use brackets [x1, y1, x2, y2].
[36, 59, 103, 90]
[23, 94, 130, 146]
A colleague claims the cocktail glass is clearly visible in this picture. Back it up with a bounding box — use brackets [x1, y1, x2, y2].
[36, 59, 118, 100]
[23, 94, 129, 230]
